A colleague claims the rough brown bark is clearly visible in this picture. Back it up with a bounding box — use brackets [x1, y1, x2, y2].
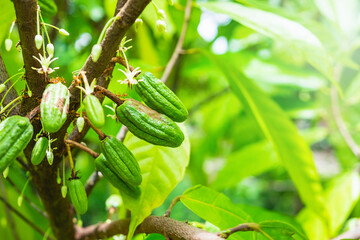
[75, 216, 225, 240]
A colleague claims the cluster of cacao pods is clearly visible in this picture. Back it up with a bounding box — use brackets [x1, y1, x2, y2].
[0, 71, 187, 213]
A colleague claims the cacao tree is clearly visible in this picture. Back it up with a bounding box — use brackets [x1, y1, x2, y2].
[1, 0, 360, 240]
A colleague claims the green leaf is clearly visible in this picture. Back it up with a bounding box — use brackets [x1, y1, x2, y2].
[258, 220, 308, 240]
[0, 0, 15, 44]
[211, 141, 278, 189]
[208, 53, 328, 224]
[181, 185, 252, 228]
[297, 171, 360, 239]
[198, 1, 338, 91]
[122, 125, 190, 239]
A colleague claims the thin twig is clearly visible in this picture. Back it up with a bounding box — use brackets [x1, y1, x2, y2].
[6, 177, 48, 218]
[164, 196, 181, 217]
[84, 116, 107, 140]
[85, 171, 102, 196]
[217, 223, 258, 238]
[331, 64, 360, 158]
[0, 180, 19, 240]
[26, 105, 40, 121]
[65, 140, 99, 159]
[94, 85, 124, 106]
[116, 125, 128, 142]
[0, 196, 53, 240]
[161, 0, 192, 83]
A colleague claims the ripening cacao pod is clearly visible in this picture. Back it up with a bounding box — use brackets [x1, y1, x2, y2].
[135, 72, 188, 122]
[0, 116, 33, 172]
[116, 99, 184, 147]
[40, 82, 70, 133]
[100, 136, 142, 186]
[68, 178, 88, 214]
[31, 137, 49, 165]
[95, 154, 141, 198]
[83, 94, 105, 128]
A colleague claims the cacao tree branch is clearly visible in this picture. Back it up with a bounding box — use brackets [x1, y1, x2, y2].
[0, 195, 53, 240]
[94, 85, 124, 106]
[65, 140, 99, 158]
[12, 1, 76, 238]
[161, 0, 192, 83]
[75, 216, 225, 240]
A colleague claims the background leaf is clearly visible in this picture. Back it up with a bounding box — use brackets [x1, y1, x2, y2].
[208, 53, 328, 224]
[122, 126, 190, 239]
[297, 171, 360, 239]
[198, 1, 333, 83]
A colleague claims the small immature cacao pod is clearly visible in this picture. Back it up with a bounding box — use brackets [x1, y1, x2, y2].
[68, 179, 88, 214]
[95, 154, 141, 198]
[91, 44, 102, 62]
[77, 117, 85, 133]
[135, 72, 188, 122]
[116, 99, 184, 147]
[83, 95, 105, 128]
[0, 116, 33, 172]
[31, 137, 49, 165]
[40, 82, 70, 133]
[100, 136, 142, 186]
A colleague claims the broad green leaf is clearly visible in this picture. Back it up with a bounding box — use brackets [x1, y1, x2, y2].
[208, 54, 328, 224]
[297, 171, 360, 239]
[181, 185, 253, 240]
[122, 126, 190, 239]
[211, 141, 278, 190]
[198, 2, 336, 88]
[258, 220, 308, 240]
[0, 0, 15, 45]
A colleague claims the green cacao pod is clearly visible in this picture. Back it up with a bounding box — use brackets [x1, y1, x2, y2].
[116, 99, 184, 147]
[83, 94, 105, 128]
[68, 179, 88, 214]
[31, 137, 49, 165]
[95, 154, 141, 198]
[100, 136, 142, 186]
[0, 116, 33, 172]
[135, 72, 188, 122]
[40, 82, 70, 133]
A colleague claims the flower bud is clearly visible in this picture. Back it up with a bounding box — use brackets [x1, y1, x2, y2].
[157, 9, 166, 20]
[0, 84, 5, 93]
[135, 18, 143, 32]
[35, 35, 43, 49]
[91, 44, 102, 62]
[3, 166, 9, 178]
[59, 28, 70, 36]
[77, 117, 85, 133]
[156, 20, 167, 33]
[17, 196, 23, 207]
[47, 150, 54, 165]
[5, 39, 12, 51]
[61, 185, 68, 198]
[47, 43, 54, 55]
